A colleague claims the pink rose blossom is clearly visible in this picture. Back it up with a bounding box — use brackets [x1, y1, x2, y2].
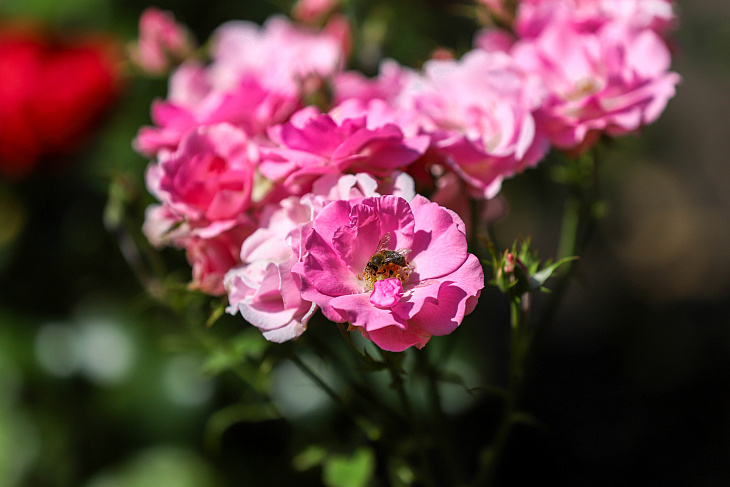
[130, 7, 195, 75]
[509, 8, 680, 151]
[134, 15, 347, 158]
[397, 49, 549, 198]
[292, 0, 339, 24]
[516, 0, 676, 38]
[186, 225, 252, 295]
[210, 15, 345, 95]
[259, 99, 429, 193]
[225, 173, 415, 342]
[142, 123, 257, 294]
[293, 194, 484, 351]
[134, 62, 300, 157]
[148, 123, 256, 232]
[224, 196, 317, 342]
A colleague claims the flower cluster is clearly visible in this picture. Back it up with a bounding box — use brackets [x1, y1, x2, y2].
[135, 0, 678, 349]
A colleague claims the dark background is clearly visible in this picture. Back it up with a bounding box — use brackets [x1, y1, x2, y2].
[1, 0, 729, 485]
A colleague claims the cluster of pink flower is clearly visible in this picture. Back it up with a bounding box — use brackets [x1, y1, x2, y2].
[134, 0, 678, 351]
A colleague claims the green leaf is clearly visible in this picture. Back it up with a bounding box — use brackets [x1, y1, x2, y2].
[531, 256, 578, 288]
[292, 445, 328, 472]
[204, 402, 280, 452]
[323, 448, 376, 487]
[201, 329, 269, 375]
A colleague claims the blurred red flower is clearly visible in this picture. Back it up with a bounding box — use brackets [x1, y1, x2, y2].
[0, 25, 122, 178]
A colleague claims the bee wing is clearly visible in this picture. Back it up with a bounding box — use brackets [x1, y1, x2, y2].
[395, 248, 412, 258]
[376, 233, 391, 252]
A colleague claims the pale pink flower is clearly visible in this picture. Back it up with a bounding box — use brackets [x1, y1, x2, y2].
[130, 7, 195, 75]
[134, 15, 347, 158]
[225, 173, 416, 342]
[210, 15, 345, 95]
[509, 8, 680, 151]
[332, 59, 417, 105]
[397, 49, 549, 198]
[293, 195, 484, 351]
[259, 99, 429, 193]
[224, 196, 317, 342]
[134, 61, 300, 157]
[516, 0, 676, 38]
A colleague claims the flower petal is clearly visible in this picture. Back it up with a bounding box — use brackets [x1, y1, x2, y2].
[329, 293, 408, 331]
[409, 195, 469, 280]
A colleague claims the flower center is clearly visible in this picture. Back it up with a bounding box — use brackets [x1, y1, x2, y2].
[362, 248, 410, 292]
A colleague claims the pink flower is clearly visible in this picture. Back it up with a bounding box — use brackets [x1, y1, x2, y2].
[333, 59, 417, 105]
[292, 0, 339, 24]
[143, 202, 253, 295]
[509, 7, 680, 151]
[130, 7, 195, 75]
[186, 225, 252, 295]
[399, 49, 549, 198]
[210, 15, 345, 95]
[142, 123, 257, 294]
[516, 0, 676, 38]
[134, 15, 347, 158]
[148, 123, 256, 231]
[133, 61, 301, 157]
[259, 99, 429, 193]
[225, 172, 416, 342]
[293, 195, 484, 351]
[224, 196, 317, 342]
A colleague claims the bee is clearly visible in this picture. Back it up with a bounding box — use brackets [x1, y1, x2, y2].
[363, 233, 411, 290]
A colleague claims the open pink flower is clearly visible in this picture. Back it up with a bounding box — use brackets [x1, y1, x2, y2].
[225, 173, 416, 342]
[259, 99, 429, 193]
[293, 194, 484, 351]
[142, 123, 257, 294]
[134, 15, 347, 158]
[134, 62, 300, 157]
[397, 49, 549, 198]
[510, 7, 680, 151]
[224, 196, 317, 342]
[148, 123, 256, 231]
[516, 0, 676, 38]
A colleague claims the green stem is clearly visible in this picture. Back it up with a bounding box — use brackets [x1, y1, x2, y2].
[538, 149, 601, 333]
[416, 350, 464, 485]
[474, 292, 530, 487]
[380, 350, 437, 487]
